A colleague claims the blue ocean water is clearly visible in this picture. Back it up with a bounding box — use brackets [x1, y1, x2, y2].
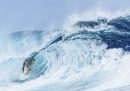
[0, 15, 130, 91]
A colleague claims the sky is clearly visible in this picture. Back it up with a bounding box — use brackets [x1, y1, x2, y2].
[0, 0, 130, 35]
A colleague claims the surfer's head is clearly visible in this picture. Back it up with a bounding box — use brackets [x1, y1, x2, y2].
[22, 57, 35, 75]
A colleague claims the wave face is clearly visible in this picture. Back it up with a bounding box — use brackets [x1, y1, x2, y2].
[0, 15, 130, 91]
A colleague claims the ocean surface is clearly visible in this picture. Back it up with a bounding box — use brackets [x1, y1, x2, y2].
[0, 14, 130, 91]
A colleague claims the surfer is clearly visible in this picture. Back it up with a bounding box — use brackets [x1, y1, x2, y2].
[22, 57, 35, 75]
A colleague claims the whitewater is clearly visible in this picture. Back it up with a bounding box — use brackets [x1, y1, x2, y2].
[0, 13, 130, 91]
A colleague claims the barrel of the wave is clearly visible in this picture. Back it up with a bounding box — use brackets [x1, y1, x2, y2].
[20, 50, 42, 81]
[21, 35, 63, 79]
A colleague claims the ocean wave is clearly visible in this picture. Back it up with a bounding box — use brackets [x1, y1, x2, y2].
[0, 13, 130, 91]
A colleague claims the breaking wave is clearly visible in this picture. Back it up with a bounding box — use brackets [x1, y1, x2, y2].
[0, 13, 130, 91]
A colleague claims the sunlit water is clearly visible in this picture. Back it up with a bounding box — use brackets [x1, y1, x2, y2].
[0, 13, 130, 91]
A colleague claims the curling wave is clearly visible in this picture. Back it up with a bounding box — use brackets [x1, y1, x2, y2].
[0, 15, 130, 91]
